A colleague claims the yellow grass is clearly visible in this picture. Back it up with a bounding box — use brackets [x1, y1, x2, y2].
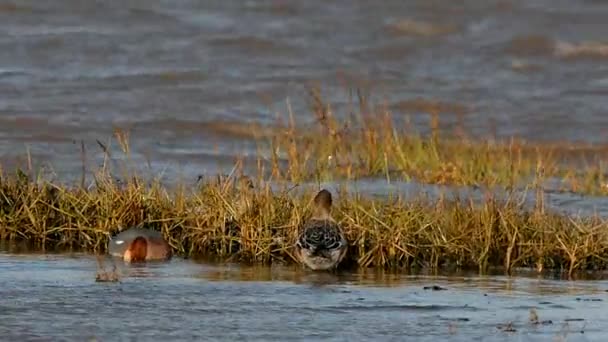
[1, 89, 608, 278]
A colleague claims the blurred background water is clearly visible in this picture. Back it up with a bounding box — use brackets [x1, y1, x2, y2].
[2, 0, 608, 181]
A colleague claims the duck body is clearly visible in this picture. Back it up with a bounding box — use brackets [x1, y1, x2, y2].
[296, 219, 347, 270]
[108, 227, 172, 263]
[295, 189, 348, 271]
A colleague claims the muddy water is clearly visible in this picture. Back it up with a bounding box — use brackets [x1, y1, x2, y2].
[0, 251, 606, 341]
[2, 1, 608, 179]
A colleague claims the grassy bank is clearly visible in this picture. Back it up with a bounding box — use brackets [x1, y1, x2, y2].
[2, 90, 608, 276]
[0, 169, 607, 278]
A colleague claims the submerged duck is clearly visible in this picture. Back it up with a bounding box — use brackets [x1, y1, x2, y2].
[108, 227, 172, 263]
[295, 189, 348, 271]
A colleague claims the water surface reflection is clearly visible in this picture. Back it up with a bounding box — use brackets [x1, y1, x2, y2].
[0, 250, 606, 341]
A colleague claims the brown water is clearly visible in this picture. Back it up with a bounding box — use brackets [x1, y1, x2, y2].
[1, 250, 607, 341]
[2, 1, 608, 179]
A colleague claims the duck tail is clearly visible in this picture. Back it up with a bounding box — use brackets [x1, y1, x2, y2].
[309, 246, 321, 256]
[311, 248, 332, 259]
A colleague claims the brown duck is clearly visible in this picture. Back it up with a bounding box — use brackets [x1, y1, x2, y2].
[295, 189, 348, 270]
[108, 227, 172, 263]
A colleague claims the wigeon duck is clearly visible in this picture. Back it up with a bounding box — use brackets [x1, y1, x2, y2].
[108, 227, 172, 263]
[295, 189, 348, 271]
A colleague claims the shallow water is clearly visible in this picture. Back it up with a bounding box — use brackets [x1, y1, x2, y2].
[266, 177, 608, 218]
[0, 250, 606, 341]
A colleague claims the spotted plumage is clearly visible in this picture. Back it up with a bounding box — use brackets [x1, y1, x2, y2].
[295, 189, 348, 270]
[297, 220, 346, 255]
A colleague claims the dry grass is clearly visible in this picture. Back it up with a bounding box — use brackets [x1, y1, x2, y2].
[257, 87, 608, 196]
[0, 164, 607, 278]
[1, 89, 608, 276]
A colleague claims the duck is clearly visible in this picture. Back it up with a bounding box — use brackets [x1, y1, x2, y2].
[108, 227, 172, 263]
[295, 189, 348, 271]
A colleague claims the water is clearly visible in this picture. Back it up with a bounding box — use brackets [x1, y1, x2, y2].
[309, 178, 608, 217]
[3, 0, 608, 213]
[3, 3, 608, 339]
[2, 1, 608, 179]
[1, 251, 607, 341]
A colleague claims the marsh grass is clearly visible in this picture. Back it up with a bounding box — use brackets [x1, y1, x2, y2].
[257, 87, 608, 195]
[2, 89, 608, 276]
[1, 161, 608, 278]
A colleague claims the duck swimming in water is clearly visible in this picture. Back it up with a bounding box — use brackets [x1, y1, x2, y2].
[108, 227, 172, 263]
[295, 189, 348, 271]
